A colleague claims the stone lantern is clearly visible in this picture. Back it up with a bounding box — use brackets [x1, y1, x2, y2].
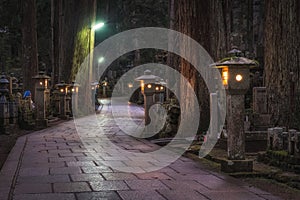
[33, 72, 50, 127]
[11, 76, 19, 94]
[154, 78, 166, 103]
[0, 75, 9, 95]
[212, 48, 257, 172]
[0, 75, 9, 133]
[100, 79, 108, 98]
[68, 82, 80, 116]
[55, 81, 69, 119]
[135, 70, 159, 125]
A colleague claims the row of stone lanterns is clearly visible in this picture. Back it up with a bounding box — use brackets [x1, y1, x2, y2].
[0, 73, 25, 133]
[0, 71, 82, 131]
[30, 72, 80, 127]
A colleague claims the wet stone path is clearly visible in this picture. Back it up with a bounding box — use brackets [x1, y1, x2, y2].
[0, 104, 282, 200]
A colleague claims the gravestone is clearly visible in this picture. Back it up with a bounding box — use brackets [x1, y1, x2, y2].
[253, 87, 267, 114]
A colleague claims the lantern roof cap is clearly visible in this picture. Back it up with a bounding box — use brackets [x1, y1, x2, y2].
[32, 71, 50, 79]
[135, 70, 160, 81]
[0, 75, 9, 84]
[211, 48, 258, 69]
[71, 81, 80, 87]
[228, 47, 242, 56]
[55, 81, 69, 88]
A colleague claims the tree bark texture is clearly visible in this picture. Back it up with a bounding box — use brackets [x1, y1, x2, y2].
[21, 0, 38, 99]
[51, 0, 96, 84]
[264, 0, 300, 129]
[173, 0, 265, 132]
[175, 0, 227, 132]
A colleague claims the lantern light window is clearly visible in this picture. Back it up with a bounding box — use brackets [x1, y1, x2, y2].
[222, 67, 229, 86]
[236, 74, 243, 82]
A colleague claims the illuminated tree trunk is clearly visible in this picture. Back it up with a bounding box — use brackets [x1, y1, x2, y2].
[264, 0, 300, 129]
[175, 0, 227, 132]
[21, 0, 38, 99]
[51, 0, 96, 84]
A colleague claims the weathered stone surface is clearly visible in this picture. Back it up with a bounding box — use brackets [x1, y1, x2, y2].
[0, 104, 280, 199]
[253, 87, 267, 114]
[227, 95, 246, 160]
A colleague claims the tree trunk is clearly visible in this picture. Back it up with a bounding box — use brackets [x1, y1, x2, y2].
[175, 0, 227, 132]
[264, 0, 300, 129]
[173, 0, 265, 133]
[21, 0, 38, 99]
[51, 0, 60, 86]
[51, 0, 97, 84]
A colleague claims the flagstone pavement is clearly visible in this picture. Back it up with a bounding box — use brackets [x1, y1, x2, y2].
[0, 104, 282, 200]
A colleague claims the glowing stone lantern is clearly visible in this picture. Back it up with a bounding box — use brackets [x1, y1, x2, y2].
[55, 81, 69, 119]
[32, 71, 51, 127]
[135, 70, 159, 125]
[212, 48, 258, 172]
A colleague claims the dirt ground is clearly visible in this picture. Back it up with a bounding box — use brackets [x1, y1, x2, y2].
[0, 128, 30, 169]
[243, 177, 300, 200]
[186, 144, 300, 200]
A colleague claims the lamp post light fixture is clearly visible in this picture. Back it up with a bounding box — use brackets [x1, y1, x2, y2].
[135, 70, 159, 125]
[212, 48, 258, 172]
[32, 71, 50, 127]
[92, 22, 105, 31]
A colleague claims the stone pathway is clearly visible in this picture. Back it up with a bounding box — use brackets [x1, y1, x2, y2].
[0, 104, 282, 200]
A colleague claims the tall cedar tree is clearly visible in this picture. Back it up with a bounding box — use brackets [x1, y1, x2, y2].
[21, 0, 38, 99]
[264, 0, 300, 129]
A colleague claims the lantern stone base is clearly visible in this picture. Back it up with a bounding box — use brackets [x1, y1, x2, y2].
[220, 158, 253, 173]
[36, 119, 48, 128]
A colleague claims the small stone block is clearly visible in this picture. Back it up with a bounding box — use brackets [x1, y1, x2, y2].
[220, 159, 253, 173]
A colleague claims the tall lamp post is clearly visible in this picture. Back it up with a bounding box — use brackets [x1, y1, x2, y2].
[212, 48, 257, 172]
[88, 22, 105, 106]
[97, 57, 105, 79]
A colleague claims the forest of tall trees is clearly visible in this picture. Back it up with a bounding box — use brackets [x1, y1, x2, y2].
[264, 0, 300, 129]
[172, 0, 299, 130]
[0, 0, 299, 129]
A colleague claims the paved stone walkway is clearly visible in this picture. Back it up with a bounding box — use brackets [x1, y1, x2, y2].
[0, 104, 282, 200]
